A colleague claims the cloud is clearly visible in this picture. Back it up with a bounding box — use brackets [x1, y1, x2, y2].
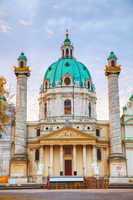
[0, 20, 12, 33]
[19, 19, 32, 27]
[0, 0, 133, 121]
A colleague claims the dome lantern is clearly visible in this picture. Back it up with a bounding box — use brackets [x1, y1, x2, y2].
[61, 30, 74, 58]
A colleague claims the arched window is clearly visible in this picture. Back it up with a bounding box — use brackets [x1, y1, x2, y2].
[88, 81, 90, 89]
[44, 102, 47, 118]
[89, 102, 91, 117]
[36, 128, 40, 137]
[62, 49, 64, 57]
[45, 82, 48, 89]
[35, 149, 39, 161]
[64, 77, 71, 85]
[70, 49, 73, 57]
[111, 60, 115, 66]
[64, 99, 71, 115]
[20, 61, 24, 67]
[66, 48, 69, 57]
[44, 81, 49, 90]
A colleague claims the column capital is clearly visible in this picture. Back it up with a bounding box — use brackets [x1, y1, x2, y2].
[105, 64, 121, 76]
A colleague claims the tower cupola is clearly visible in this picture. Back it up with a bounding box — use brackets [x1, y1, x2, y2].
[61, 30, 74, 58]
[17, 52, 27, 67]
[107, 51, 117, 67]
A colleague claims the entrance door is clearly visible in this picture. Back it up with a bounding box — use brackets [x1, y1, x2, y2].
[65, 160, 72, 176]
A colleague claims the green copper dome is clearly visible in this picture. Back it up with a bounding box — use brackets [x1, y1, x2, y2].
[43, 32, 95, 92]
[107, 51, 117, 61]
[44, 57, 95, 91]
[18, 52, 27, 61]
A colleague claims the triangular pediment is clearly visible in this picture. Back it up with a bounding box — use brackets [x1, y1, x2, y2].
[40, 127, 96, 141]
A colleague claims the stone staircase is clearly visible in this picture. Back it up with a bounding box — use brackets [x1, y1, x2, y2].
[109, 183, 133, 189]
[48, 177, 107, 189]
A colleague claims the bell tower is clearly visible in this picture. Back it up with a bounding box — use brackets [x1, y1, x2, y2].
[105, 52, 127, 179]
[10, 52, 31, 183]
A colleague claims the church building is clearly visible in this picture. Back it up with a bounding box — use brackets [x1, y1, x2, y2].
[1, 31, 133, 187]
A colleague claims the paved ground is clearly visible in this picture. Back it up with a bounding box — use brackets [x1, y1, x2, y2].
[0, 189, 133, 200]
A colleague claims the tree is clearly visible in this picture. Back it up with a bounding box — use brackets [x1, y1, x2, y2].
[0, 77, 9, 133]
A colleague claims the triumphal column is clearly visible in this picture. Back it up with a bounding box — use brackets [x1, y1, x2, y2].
[105, 52, 127, 179]
[10, 52, 30, 183]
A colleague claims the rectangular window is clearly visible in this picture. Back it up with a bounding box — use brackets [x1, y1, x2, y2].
[97, 148, 101, 161]
[44, 103, 47, 118]
[96, 129, 100, 137]
[36, 129, 40, 137]
[64, 100, 71, 115]
[35, 149, 40, 161]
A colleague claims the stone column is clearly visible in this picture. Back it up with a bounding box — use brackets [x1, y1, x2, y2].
[88, 145, 92, 176]
[73, 145, 77, 175]
[108, 74, 123, 154]
[30, 149, 36, 179]
[101, 148, 106, 176]
[92, 145, 98, 176]
[83, 145, 87, 176]
[105, 52, 127, 178]
[15, 75, 28, 155]
[10, 53, 30, 182]
[36, 146, 44, 183]
[60, 145, 64, 175]
[39, 146, 44, 174]
[49, 145, 53, 176]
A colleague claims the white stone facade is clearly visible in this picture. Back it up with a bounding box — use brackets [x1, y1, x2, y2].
[121, 97, 133, 177]
[1, 42, 133, 186]
[39, 87, 97, 122]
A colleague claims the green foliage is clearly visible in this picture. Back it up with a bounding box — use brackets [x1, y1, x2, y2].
[0, 77, 10, 132]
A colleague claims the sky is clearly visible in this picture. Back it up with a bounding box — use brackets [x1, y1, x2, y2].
[0, 0, 133, 121]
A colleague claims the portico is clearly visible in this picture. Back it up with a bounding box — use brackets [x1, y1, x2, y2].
[28, 127, 108, 181]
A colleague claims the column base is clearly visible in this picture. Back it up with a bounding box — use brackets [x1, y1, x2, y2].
[109, 177, 129, 184]
[35, 175, 43, 184]
[10, 155, 28, 184]
[109, 153, 127, 177]
[9, 177, 28, 185]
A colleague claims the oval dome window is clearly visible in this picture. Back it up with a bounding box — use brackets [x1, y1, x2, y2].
[64, 77, 71, 85]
